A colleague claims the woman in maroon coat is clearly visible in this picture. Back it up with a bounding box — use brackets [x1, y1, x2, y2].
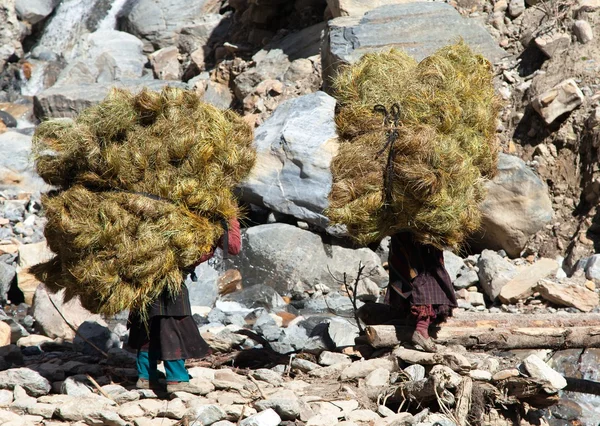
[385, 231, 457, 352]
[128, 218, 241, 393]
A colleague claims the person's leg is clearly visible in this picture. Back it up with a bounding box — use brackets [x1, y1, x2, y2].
[410, 305, 437, 352]
[136, 349, 160, 388]
[164, 359, 189, 383]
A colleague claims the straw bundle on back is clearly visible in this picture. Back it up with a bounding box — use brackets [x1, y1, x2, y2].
[327, 42, 501, 249]
[31, 87, 255, 316]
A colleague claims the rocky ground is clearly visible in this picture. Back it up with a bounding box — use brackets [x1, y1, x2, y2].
[1, 0, 600, 425]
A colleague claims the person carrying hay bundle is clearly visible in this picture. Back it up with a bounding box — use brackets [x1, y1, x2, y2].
[327, 42, 500, 351]
[31, 87, 255, 388]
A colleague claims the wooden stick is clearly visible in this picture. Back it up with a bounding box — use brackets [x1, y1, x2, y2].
[454, 377, 472, 425]
[86, 374, 113, 401]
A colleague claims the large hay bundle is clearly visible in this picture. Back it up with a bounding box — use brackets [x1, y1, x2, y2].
[31, 87, 255, 316]
[327, 42, 501, 249]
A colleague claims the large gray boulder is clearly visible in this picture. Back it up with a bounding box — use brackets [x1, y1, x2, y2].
[230, 224, 387, 295]
[118, 0, 222, 50]
[33, 79, 186, 119]
[474, 154, 553, 258]
[0, 131, 47, 192]
[56, 30, 147, 86]
[322, 2, 507, 88]
[477, 250, 518, 301]
[238, 91, 338, 228]
[0, 0, 23, 71]
[15, 0, 57, 24]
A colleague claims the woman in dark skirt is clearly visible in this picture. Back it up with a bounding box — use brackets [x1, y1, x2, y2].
[128, 218, 241, 392]
[385, 231, 457, 352]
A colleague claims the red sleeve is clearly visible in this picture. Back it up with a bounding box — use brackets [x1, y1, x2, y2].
[223, 218, 241, 255]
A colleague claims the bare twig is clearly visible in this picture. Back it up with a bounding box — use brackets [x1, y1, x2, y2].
[47, 292, 109, 358]
[86, 374, 114, 401]
[236, 405, 247, 426]
[326, 262, 367, 334]
[248, 375, 267, 399]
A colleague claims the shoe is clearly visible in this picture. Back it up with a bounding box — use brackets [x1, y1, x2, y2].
[411, 331, 438, 353]
[166, 381, 205, 395]
[136, 378, 162, 390]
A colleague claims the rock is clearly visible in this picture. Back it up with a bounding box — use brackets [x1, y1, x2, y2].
[149, 46, 180, 80]
[507, 0, 525, 17]
[15, 0, 56, 24]
[322, 2, 506, 88]
[309, 363, 347, 379]
[179, 14, 230, 56]
[253, 312, 282, 341]
[318, 351, 352, 366]
[74, 320, 120, 356]
[292, 358, 320, 373]
[238, 92, 337, 228]
[306, 414, 340, 426]
[56, 30, 146, 86]
[492, 369, 520, 381]
[0, 321, 10, 346]
[239, 408, 282, 426]
[187, 260, 220, 308]
[279, 325, 309, 351]
[404, 364, 426, 381]
[464, 291, 485, 306]
[255, 398, 302, 420]
[341, 357, 396, 380]
[0, 345, 23, 366]
[158, 398, 187, 419]
[477, 250, 518, 300]
[534, 32, 570, 58]
[326, 0, 418, 17]
[11, 384, 36, 410]
[498, 258, 558, 304]
[118, 0, 222, 50]
[522, 354, 567, 392]
[203, 81, 234, 110]
[585, 254, 600, 282]
[0, 131, 47, 192]
[573, 20, 594, 43]
[453, 269, 479, 290]
[377, 412, 414, 425]
[0, 0, 23, 71]
[230, 224, 387, 295]
[576, 0, 600, 12]
[33, 79, 186, 120]
[347, 410, 381, 423]
[0, 368, 51, 396]
[221, 284, 286, 310]
[61, 375, 93, 397]
[365, 368, 390, 388]
[469, 370, 492, 381]
[32, 284, 106, 340]
[443, 251, 466, 284]
[537, 280, 599, 312]
[0, 389, 13, 407]
[134, 419, 179, 426]
[0, 262, 16, 302]
[102, 384, 140, 404]
[252, 369, 283, 386]
[475, 154, 553, 258]
[56, 396, 117, 422]
[326, 318, 360, 347]
[532, 79, 585, 125]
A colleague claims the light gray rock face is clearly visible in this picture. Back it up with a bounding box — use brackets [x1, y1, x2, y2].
[0, 131, 47, 192]
[238, 91, 338, 228]
[56, 30, 147, 86]
[0, 368, 51, 396]
[532, 79, 585, 125]
[0, 261, 16, 302]
[443, 251, 466, 283]
[186, 260, 219, 307]
[230, 224, 387, 294]
[522, 354, 567, 392]
[474, 154, 553, 258]
[322, 2, 507, 88]
[477, 250, 518, 301]
[33, 79, 186, 120]
[118, 0, 221, 50]
[15, 0, 56, 24]
[74, 321, 121, 356]
[0, 0, 24, 71]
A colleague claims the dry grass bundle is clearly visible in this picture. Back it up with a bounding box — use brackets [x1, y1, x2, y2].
[31, 87, 255, 316]
[327, 42, 501, 248]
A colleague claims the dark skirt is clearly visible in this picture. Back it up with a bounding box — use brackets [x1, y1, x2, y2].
[127, 284, 210, 360]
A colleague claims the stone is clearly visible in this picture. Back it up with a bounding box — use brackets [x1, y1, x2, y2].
[185, 403, 227, 426]
[32, 284, 107, 340]
[477, 250, 518, 300]
[238, 92, 337, 228]
[74, 320, 120, 356]
[61, 375, 93, 397]
[239, 409, 282, 426]
[222, 284, 286, 310]
[187, 260, 220, 308]
[134, 419, 179, 426]
[252, 369, 283, 386]
[404, 364, 425, 381]
[534, 32, 570, 58]
[464, 291, 485, 306]
[228, 224, 387, 295]
[347, 410, 381, 423]
[341, 358, 396, 380]
[0, 345, 24, 367]
[149, 46, 180, 80]
[377, 412, 414, 425]
[522, 354, 567, 392]
[0, 321, 10, 346]
[306, 414, 340, 426]
[0, 131, 47, 194]
[118, 0, 223, 49]
[11, 384, 37, 410]
[322, 2, 506, 88]
[159, 398, 187, 419]
[474, 154, 553, 258]
[179, 14, 230, 56]
[507, 0, 525, 17]
[0, 389, 13, 407]
[498, 258, 558, 304]
[365, 368, 390, 388]
[326, 0, 418, 17]
[255, 398, 302, 420]
[102, 384, 140, 404]
[492, 369, 520, 381]
[0, 0, 23, 71]
[28, 402, 56, 418]
[318, 351, 352, 366]
[308, 363, 347, 379]
[453, 269, 479, 289]
[0, 259, 16, 302]
[469, 370, 492, 381]
[532, 79, 585, 125]
[33, 79, 186, 120]
[573, 20, 594, 44]
[537, 280, 599, 312]
[292, 358, 320, 373]
[253, 312, 283, 341]
[0, 368, 50, 396]
[585, 254, 600, 282]
[576, 0, 600, 12]
[203, 81, 234, 110]
[327, 318, 360, 347]
[15, 0, 56, 24]
[17, 334, 53, 348]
